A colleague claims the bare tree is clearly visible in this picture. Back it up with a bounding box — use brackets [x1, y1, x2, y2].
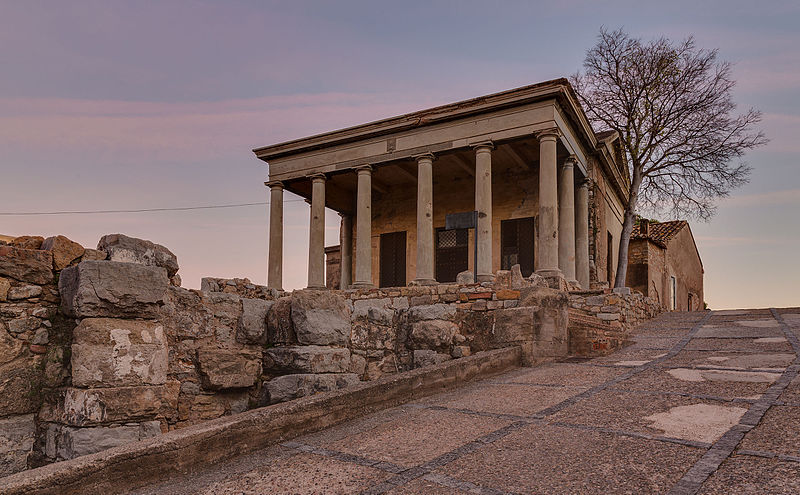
[572, 28, 767, 289]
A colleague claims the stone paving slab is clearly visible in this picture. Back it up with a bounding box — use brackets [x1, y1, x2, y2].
[779, 374, 800, 404]
[306, 407, 511, 468]
[624, 335, 682, 350]
[612, 366, 772, 400]
[738, 405, 800, 457]
[492, 362, 629, 387]
[549, 389, 745, 443]
[685, 337, 794, 353]
[661, 349, 794, 369]
[438, 423, 704, 494]
[698, 456, 800, 494]
[441, 383, 587, 417]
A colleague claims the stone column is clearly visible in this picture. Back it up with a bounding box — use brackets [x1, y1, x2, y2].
[307, 174, 326, 289]
[535, 129, 562, 278]
[339, 213, 353, 289]
[352, 166, 373, 288]
[558, 156, 577, 284]
[575, 179, 591, 290]
[413, 153, 437, 285]
[266, 181, 284, 290]
[474, 143, 494, 282]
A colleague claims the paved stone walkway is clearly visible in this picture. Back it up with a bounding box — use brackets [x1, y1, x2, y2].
[134, 308, 800, 494]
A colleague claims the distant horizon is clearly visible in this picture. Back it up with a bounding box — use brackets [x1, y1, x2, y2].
[2, 1, 798, 310]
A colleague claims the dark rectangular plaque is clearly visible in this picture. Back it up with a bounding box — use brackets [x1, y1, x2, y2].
[445, 211, 477, 230]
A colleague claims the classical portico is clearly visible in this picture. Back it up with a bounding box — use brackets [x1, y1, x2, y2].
[255, 79, 628, 291]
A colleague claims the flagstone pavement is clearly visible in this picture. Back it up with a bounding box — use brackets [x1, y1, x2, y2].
[134, 308, 800, 494]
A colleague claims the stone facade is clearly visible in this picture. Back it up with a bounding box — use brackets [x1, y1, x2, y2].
[625, 221, 704, 311]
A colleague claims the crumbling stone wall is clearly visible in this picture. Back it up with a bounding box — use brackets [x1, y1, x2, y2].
[1, 234, 571, 477]
[0, 235, 103, 476]
[567, 289, 662, 356]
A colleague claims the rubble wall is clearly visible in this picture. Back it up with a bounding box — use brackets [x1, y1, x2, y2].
[567, 289, 662, 356]
[1, 234, 570, 477]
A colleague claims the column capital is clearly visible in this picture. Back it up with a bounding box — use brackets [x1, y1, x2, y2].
[578, 177, 592, 189]
[307, 173, 326, 183]
[354, 165, 373, 175]
[535, 128, 562, 141]
[413, 152, 436, 163]
[471, 140, 494, 152]
[564, 155, 578, 166]
[264, 180, 284, 189]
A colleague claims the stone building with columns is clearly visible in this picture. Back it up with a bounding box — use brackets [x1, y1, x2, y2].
[254, 78, 629, 291]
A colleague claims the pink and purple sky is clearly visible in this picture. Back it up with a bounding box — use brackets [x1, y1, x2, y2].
[1, 1, 798, 309]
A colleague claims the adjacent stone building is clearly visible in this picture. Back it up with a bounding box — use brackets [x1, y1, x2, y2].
[625, 220, 704, 311]
[254, 78, 630, 291]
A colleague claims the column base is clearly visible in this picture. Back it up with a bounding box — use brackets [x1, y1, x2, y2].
[476, 273, 495, 283]
[350, 282, 374, 289]
[409, 278, 438, 286]
[535, 269, 563, 278]
[535, 269, 566, 291]
[305, 285, 327, 290]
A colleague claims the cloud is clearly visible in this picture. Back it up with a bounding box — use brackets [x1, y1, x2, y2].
[695, 235, 783, 247]
[0, 91, 452, 164]
[721, 188, 800, 207]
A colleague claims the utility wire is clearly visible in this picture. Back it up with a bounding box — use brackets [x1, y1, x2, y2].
[0, 199, 307, 216]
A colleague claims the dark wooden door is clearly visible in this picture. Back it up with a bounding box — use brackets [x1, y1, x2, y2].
[379, 231, 406, 287]
[501, 217, 535, 277]
[435, 228, 469, 283]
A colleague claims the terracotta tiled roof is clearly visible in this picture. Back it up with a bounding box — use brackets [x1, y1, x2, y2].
[631, 220, 688, 247]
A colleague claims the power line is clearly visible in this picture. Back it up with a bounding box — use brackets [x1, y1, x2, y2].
[0, 199, 307, 216]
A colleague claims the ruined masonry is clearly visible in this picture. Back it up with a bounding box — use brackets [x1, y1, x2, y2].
[0, 233, 660, 478]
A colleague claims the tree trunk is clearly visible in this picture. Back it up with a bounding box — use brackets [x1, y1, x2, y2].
[614, 169, 643, 288]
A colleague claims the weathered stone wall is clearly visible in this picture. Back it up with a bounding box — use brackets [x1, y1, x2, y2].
[567, 289, 662, 356]
[2, 234, 572, 476]
[569, 289, 661, 330]
[0, 235, 103, 476]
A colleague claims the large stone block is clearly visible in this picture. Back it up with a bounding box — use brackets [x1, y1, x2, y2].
[61, 383, 179, 426]
[264, 346, 351, 374]
[263, 373, 360, 405]
[350, 321, 397, 351]
[9, 236, 44, 250]
[352, 298, 395, 326]
[413, 349, 451, 368]
[47, 421, 161, 460]
[71, 318, 168, 387]
[267, 296, 295, 345]
[291, 290, 351, 346]
[0, 246, 53, 284]
[237, 298, 272, 345]
[59, 260, 168, 318]
[493, 307, 537, 343]
[0, 414, 35, 477]
[410, 320, 458, 351]
[196, 348, 261, 390]
[97, 233, 179, 277]
[41, 235, 85, 271]
[0, 356, 43, 416]
[408, 304, 456, 321]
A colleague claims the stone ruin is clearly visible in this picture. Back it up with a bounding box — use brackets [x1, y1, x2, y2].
[0, 233, 660, 478]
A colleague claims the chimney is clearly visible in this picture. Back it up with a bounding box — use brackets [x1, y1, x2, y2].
[640, 221, 649, 237]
